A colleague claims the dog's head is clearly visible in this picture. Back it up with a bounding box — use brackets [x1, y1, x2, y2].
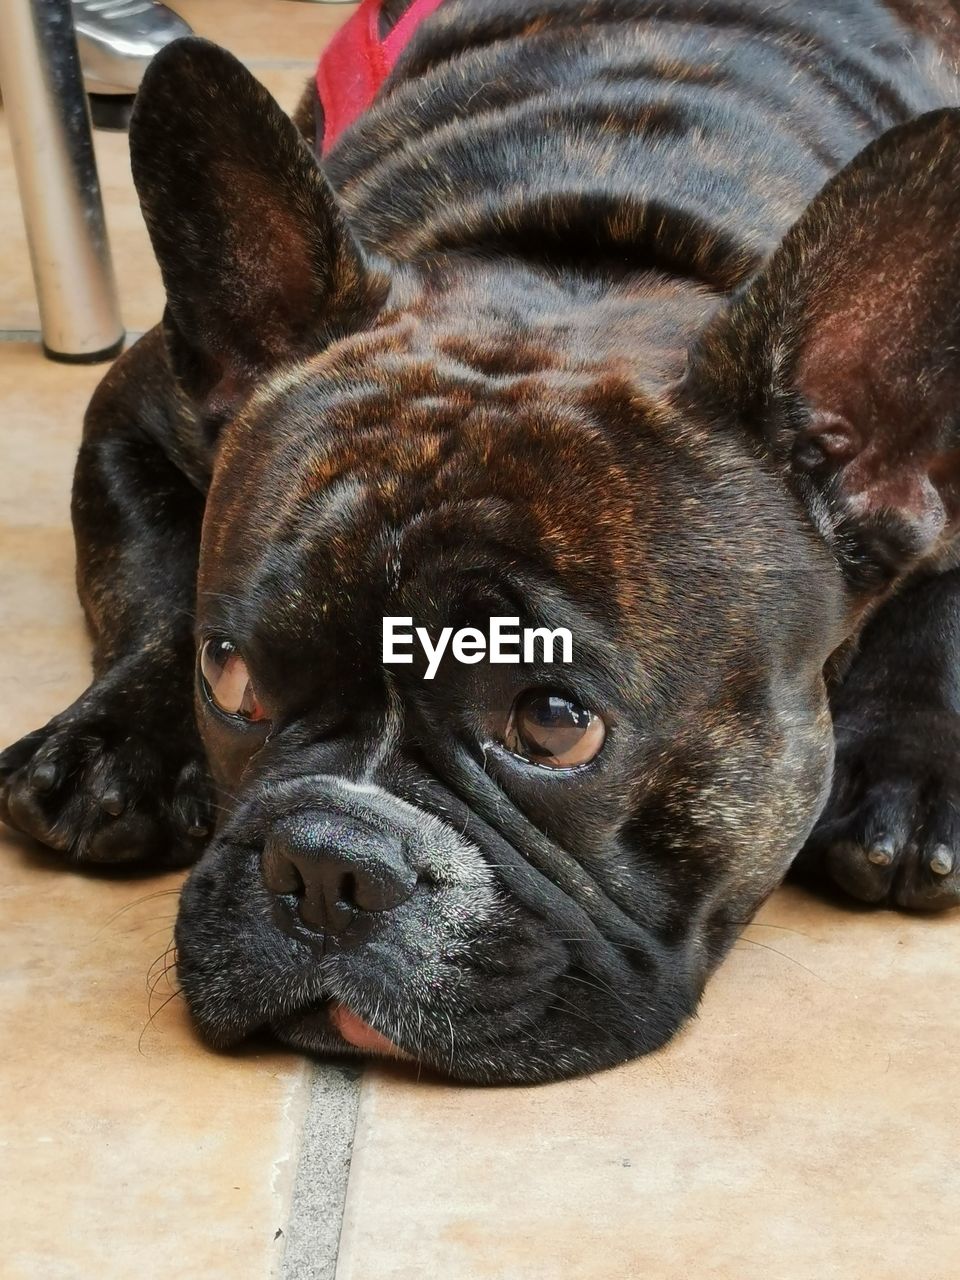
[130, 41, 960, 1081]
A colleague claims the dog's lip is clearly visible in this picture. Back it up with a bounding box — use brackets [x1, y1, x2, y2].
[328, 1001, 412, 1059]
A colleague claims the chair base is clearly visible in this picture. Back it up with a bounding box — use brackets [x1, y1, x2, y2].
[43, 334, 126, 365]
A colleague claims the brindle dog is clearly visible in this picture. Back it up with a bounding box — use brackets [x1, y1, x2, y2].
[2, 0, 960, 1082]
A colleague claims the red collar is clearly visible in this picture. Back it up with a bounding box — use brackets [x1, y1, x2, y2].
[316, 0, 446, 156]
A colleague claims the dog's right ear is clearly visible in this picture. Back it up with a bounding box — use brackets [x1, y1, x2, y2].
[130, 38, 388, 421]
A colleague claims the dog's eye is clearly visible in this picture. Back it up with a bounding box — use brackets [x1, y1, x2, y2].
[505, 691, 605, 768]
[199, 638, 269, 723]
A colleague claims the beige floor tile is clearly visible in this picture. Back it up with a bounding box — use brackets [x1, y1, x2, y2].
[174, 0, 356, 67]
[337, 886, 960, 1280]
[0, 343, 309, 1280]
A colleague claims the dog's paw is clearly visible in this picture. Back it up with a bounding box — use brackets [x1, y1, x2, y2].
[0, 688, 213, 869]
[798, 705, 960, 911]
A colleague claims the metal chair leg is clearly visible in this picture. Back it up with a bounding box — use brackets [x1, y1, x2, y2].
[0, 0, 124, 362]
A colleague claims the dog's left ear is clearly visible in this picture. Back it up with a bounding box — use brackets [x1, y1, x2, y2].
[130, 38, 388, 418]
[683, 108, 960, 589]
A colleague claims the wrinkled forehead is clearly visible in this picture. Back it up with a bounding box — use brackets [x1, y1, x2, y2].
[198, 348, 650, 604]
[197, 339, 833, 696]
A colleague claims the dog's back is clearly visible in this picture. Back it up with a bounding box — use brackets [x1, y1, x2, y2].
[316, 0, 960, 291]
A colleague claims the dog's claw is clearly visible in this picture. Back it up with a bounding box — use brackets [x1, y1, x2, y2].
[867, 842, 894, 867]
[31, 761, 59, 793]
[170, 759, 214, 844]
[929, 846, 953, 876]
[100, 787, 125, 817]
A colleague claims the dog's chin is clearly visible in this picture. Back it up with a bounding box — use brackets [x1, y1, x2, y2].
[267, 992, 514, 1082]
[190, 958, 696, 1084]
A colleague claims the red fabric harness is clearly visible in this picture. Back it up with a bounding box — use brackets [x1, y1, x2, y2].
[316, 0, 446, 155]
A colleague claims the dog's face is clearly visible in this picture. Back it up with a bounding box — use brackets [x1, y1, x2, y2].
[132, 43, 960, 1081]
[178, 270, 842, 1082]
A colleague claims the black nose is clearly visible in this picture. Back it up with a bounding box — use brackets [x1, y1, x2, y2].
[261, 813, 416, 939]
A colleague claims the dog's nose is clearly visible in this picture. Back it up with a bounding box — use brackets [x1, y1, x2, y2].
[261, 813, 416, 939]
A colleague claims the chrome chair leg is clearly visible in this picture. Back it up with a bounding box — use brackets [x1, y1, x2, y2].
[0, 0, 124, 362]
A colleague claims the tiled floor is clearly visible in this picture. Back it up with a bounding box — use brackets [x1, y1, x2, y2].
[1, 4, 959, 1279]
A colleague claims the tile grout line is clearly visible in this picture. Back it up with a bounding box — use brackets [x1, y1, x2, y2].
[279, 1061, 364, 1280]
[327, 1069, 377, 1280]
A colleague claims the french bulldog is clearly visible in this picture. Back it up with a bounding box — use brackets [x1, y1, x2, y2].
[2, 0, 960, 1083]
